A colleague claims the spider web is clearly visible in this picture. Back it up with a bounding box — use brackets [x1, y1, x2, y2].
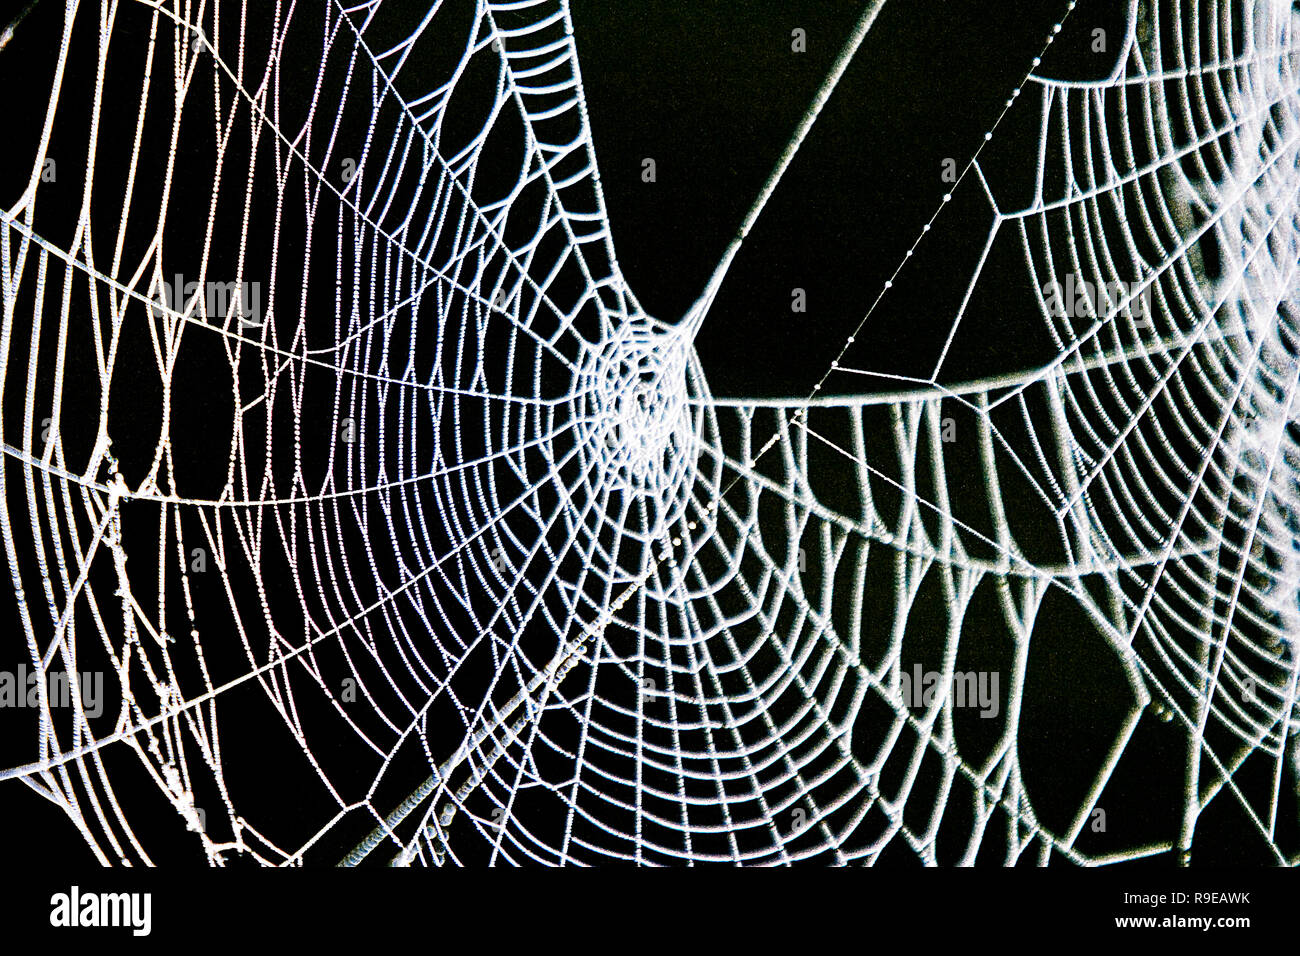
[0, 0, 1298, 866]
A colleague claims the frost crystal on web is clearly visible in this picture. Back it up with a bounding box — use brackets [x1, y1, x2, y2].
[0, 0, 1297, 867]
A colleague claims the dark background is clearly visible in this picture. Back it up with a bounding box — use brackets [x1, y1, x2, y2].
[570, 0, 1129, 397]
